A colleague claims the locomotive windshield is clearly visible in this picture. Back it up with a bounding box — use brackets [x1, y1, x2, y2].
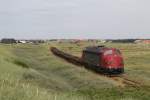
[104, 49, 121, 56]
[104, 50, 113, 55]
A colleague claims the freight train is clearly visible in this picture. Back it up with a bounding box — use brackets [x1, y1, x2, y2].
[82, 46, 124, 74]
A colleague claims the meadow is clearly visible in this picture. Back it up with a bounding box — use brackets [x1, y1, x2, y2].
[0, 42, 150, 100]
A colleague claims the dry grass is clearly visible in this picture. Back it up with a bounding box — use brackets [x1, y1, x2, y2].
[0, 42, 150, 100]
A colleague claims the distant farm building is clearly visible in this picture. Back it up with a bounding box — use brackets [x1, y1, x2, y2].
[57, 39, 81, 44]
[1, 38, 17, 44]
[135, 40, 150, 44]
[29, 40, 45, 44]
[19, 40, 27, 44]
[98, 40, 106, 43]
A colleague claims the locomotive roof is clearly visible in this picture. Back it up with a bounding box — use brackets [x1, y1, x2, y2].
[83, 46, 114, 53]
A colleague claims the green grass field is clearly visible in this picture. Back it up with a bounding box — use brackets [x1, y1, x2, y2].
[0, 42, 150, 100]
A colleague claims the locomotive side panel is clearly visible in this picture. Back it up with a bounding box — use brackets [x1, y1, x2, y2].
[83, 52, 100, 66]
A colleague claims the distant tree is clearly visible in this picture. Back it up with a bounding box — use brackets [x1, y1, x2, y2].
[1, 38, 17, 44]
[112, 39, 136, 43]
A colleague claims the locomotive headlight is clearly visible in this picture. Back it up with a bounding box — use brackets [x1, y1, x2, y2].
[107, 61, 113, 64]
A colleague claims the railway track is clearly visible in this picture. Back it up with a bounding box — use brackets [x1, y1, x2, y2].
[111, 75, 141, 87]
[50, 47, 141, 87]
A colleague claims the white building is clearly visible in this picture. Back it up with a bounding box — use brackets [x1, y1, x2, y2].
[19, 40, 27, 44]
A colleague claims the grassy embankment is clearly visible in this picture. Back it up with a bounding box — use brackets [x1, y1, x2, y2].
[0, 42, 150, 100]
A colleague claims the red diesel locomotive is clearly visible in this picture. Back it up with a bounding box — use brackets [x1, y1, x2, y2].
[82, 46, 124, 74]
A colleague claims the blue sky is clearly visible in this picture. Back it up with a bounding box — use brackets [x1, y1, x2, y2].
[0, 0, 150, 39]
